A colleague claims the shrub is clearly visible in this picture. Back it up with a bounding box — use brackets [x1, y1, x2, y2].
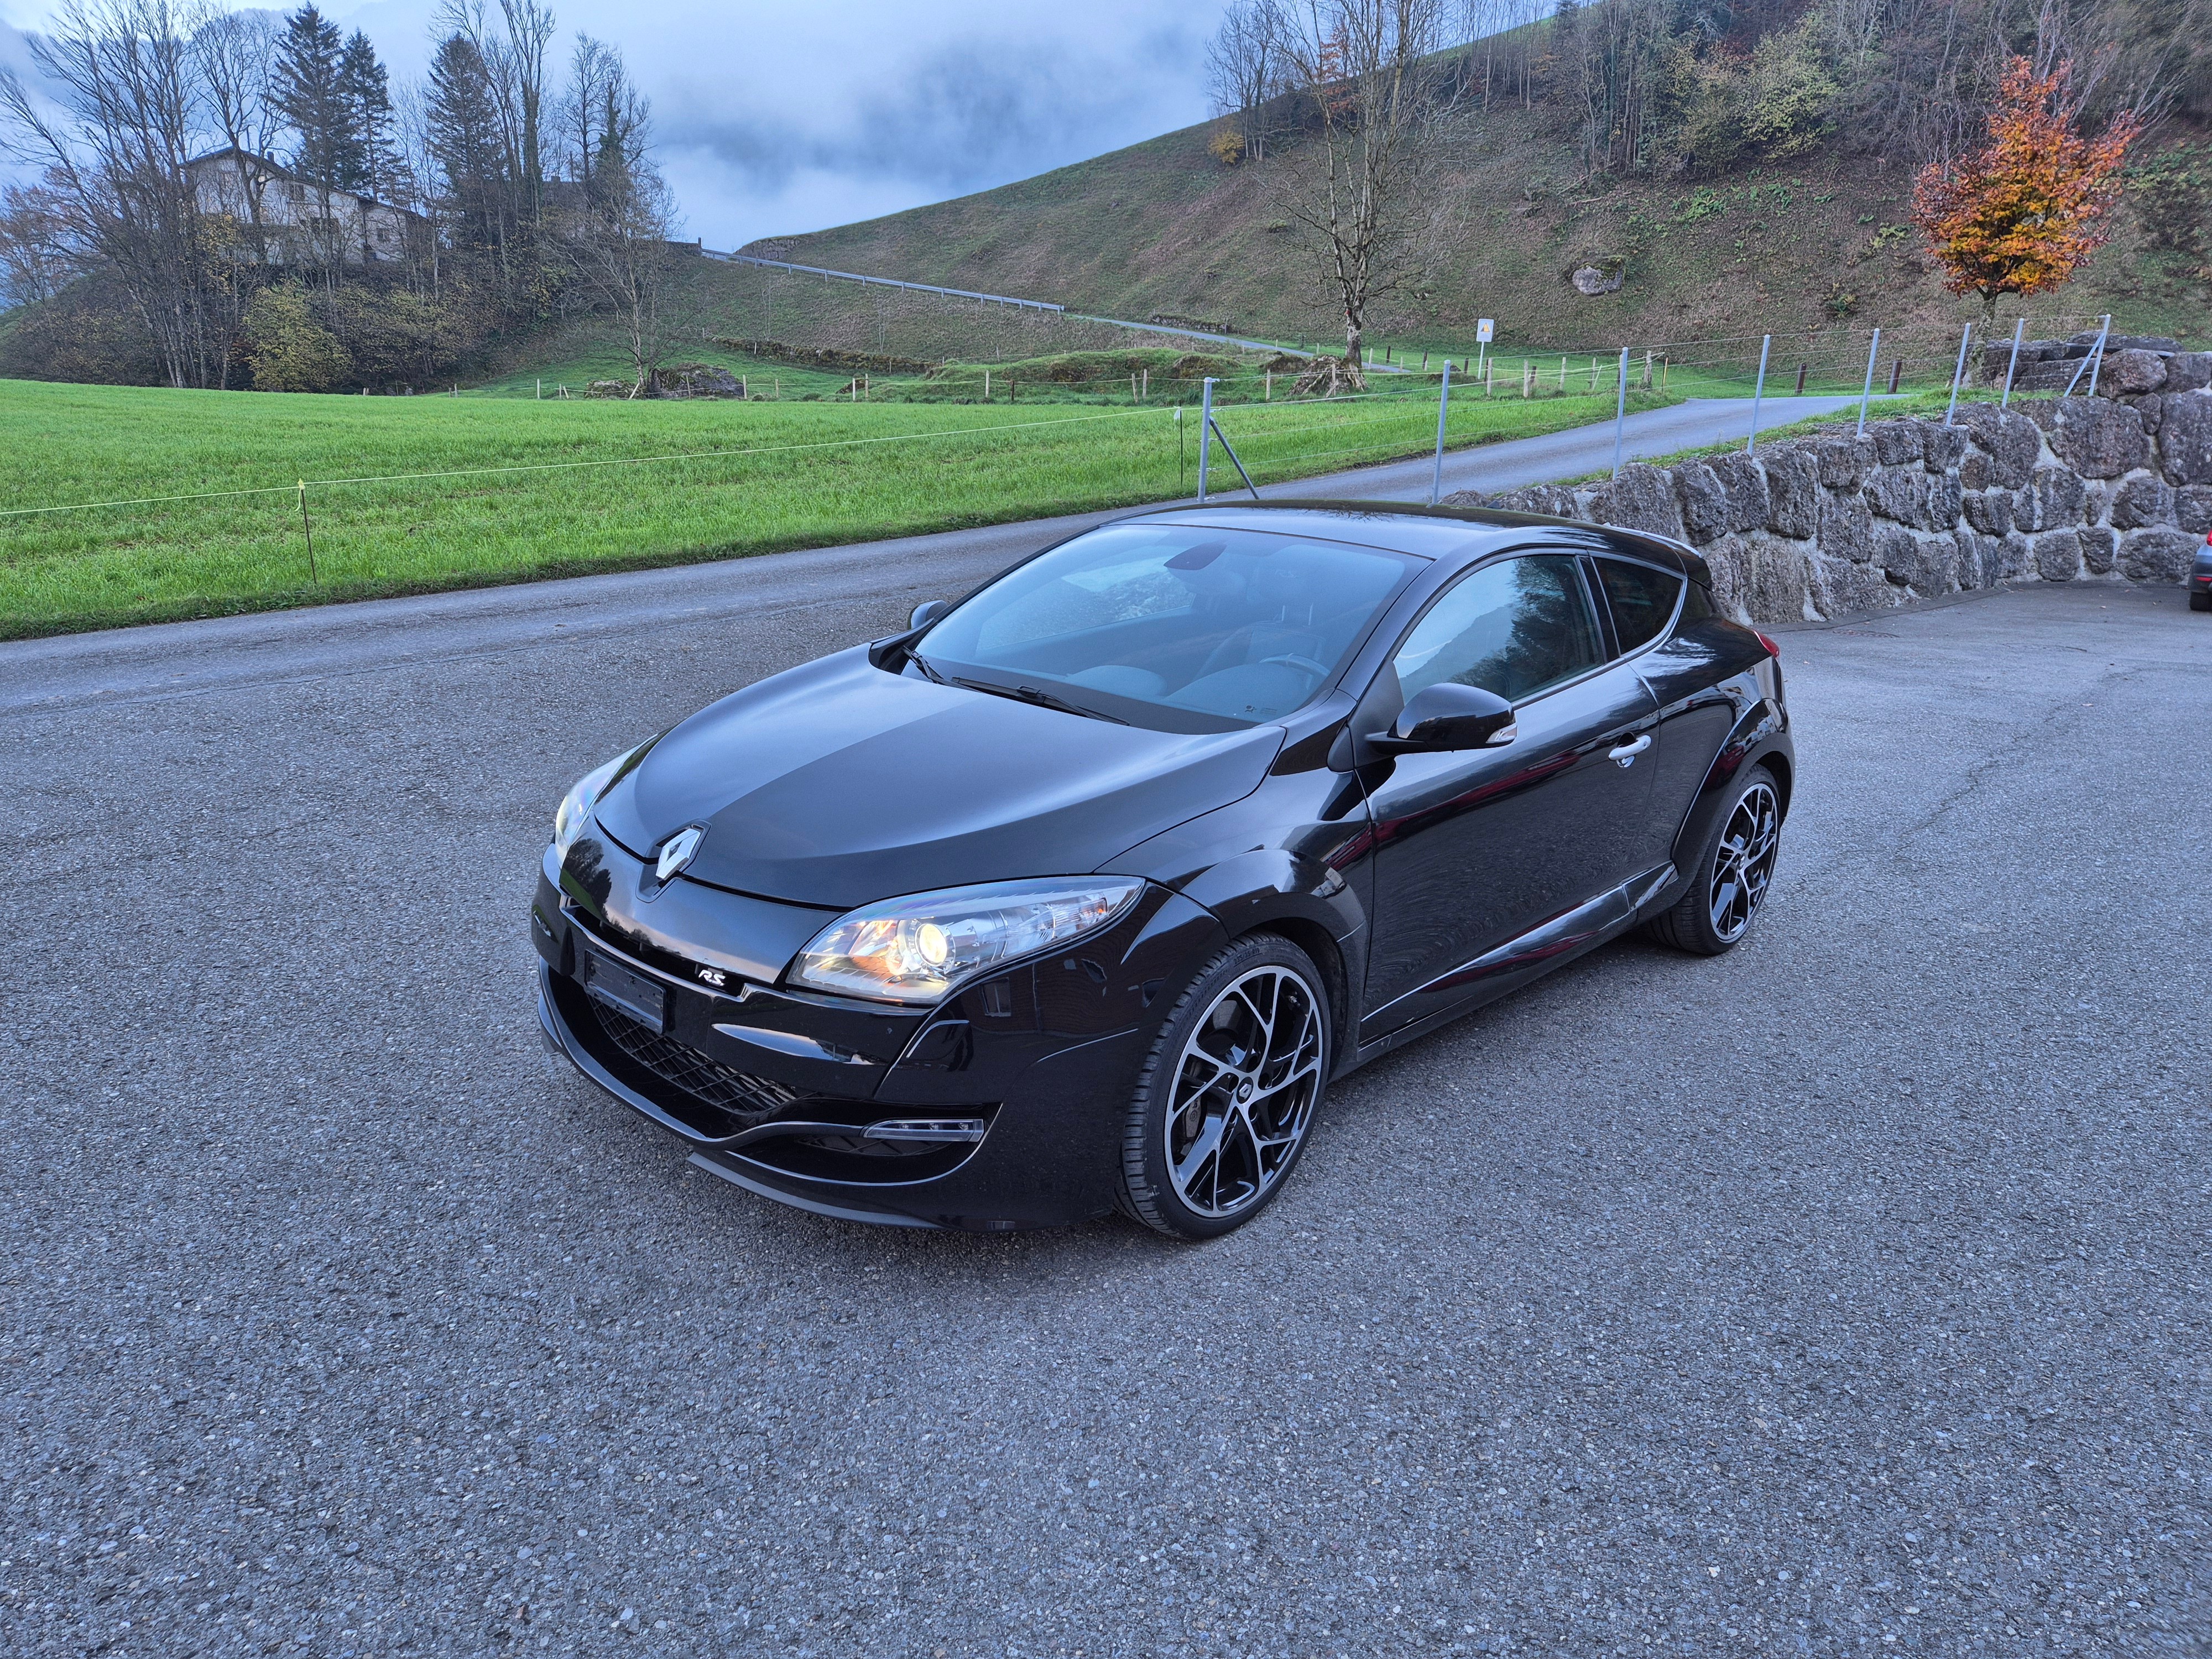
[1672, 21, 1837, 178]
[2128, 142, 2210, 256]
[243, 284, 351, 393]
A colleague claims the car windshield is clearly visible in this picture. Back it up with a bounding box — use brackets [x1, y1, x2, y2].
[912, 521, 1420, 731]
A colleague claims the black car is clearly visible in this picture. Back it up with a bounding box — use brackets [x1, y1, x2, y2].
[2192, 531, 2211, 611]
[533, 501, 1793, 1237]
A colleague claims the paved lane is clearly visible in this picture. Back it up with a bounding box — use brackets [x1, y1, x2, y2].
[0, 395, 1869, 723]
[2, 571, 2206, 1656]
[1276, 394, 1870, 502]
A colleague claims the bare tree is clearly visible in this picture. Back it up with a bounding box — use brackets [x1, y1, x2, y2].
[552, 52, 684, 395]
[191, 7, 279, 260]
[0, 0, 229, 387]
[495, 0, 556, 226]
[1274, 0, 1457, 393]
[559, 34, 620, 185]
[557, 32, 649, 208]
[390, 76, 442, 291]
[0, 179, 84, 304]
[1207, 0, 1289, 160]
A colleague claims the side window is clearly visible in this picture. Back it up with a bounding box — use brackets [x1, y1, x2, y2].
[1594, 557, 1685, 654]
[1677, 580, 1715, 623]
[1393, 555, 1603, 705]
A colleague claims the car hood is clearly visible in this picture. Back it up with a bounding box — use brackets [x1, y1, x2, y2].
[596, 648, 1286, 909]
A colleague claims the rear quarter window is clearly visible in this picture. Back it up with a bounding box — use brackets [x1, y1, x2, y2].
[1596, 557, 1686, 651]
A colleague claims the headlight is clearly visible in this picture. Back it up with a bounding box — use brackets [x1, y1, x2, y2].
[551, 747, 642, 856]
[788, 878, 1146, 1004]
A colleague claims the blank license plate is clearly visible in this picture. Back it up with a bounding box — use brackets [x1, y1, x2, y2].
[581, 948, 667, 1034]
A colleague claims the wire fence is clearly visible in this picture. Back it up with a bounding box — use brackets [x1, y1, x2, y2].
[1, 310, 2197, 635]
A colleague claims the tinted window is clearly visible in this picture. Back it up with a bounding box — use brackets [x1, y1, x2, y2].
[1678, 580, 1715, 623]
[1393, 555, 1603, 704]
[917, 522, 1417, 728]
[1595, 557, 1684, 653]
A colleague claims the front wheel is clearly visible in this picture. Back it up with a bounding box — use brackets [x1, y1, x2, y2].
[1646, 764, 1782, 955]
[1117, 934, 1331, 1240]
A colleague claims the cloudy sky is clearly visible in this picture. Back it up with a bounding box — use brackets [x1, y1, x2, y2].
[0, 0, 1218, 249]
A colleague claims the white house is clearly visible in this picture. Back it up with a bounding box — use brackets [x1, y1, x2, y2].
[187, 147, 424, 267]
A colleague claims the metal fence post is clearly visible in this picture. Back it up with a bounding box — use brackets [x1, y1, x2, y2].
[297, 481, 315, 583]
[1197, 378, 1214, 502]
[2001, 318, 2026, 409]
[1429, 359, 1452, 504]
[1944, 322, 1973, 425]
[1611, 347, 1629, 478]
[2063, 316, 2110, 398]
[1857, 327, 1881, 437]
[1746, 335, 1771, 453]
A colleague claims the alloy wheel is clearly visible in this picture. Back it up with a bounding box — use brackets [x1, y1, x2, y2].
[1709, 780, 1780, 943]
[1164, 966, 1324, 1219]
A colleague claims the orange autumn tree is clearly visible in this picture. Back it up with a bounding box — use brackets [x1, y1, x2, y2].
[1912, 58, 2138, 321]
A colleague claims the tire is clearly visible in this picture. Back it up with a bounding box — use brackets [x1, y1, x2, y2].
[2190, 591, 2211, 612]
[1646, 764, 1783, 956]
[1117, 933, 1331, 1240]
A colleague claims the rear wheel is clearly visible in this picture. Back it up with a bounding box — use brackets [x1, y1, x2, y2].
[1118, 934, 1330, 1240]
[2190, 591, 2211, 612]
[1647, 765, 1782, 956]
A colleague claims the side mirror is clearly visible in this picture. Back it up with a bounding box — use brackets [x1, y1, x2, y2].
[909, 598, 952, 630]
[1370, 682, 1516, 753]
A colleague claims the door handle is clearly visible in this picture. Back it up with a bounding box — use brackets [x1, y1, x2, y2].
[1608, 734, 1651, 767]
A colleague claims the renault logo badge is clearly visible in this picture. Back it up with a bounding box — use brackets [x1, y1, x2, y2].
[655, 825, 706, 884]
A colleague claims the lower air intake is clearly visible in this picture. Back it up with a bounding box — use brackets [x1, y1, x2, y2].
[588, 999, 804, 1127]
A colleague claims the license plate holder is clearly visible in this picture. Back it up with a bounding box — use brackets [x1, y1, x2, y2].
[580, 947, 669, 1034]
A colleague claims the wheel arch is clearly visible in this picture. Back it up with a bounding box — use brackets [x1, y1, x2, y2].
[1668, 698, 1794, 874]
[1756, 744, 1794, 820]
[1235, 914, 1353, 1070]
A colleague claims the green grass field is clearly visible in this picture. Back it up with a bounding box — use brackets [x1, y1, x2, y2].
[0, 376, 1678, 639]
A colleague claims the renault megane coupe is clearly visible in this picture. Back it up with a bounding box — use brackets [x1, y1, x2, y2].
[533, 500, 1793, 1237]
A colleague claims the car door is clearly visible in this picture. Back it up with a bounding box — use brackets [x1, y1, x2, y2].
[1358, 551, 1660, 1041]
[1587, 552, 1704, 875]
[1597, 559, 1751, 871]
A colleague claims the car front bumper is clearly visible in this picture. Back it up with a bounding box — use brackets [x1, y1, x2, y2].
[531, 836, 1229, 1229]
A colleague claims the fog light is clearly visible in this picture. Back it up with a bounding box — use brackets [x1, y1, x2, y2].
[863, 1118, 987, 1144]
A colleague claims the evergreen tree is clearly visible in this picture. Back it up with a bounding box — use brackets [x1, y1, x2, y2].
[427, 33, 504, 254]
[272, 7, 358, 191]
[337, 31, 395, 198]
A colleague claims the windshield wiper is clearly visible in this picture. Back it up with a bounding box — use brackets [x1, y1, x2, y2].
[951, 676, 1128, 724]
[906, 650, 948, 685]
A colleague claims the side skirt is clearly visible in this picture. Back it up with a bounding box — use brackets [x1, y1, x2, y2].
[1345, 863, 1677, 1071]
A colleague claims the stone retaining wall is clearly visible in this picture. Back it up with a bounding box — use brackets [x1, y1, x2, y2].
[1445, 356, 2212, 625]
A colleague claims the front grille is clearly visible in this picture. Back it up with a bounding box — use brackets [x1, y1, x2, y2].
[588, 999, 804, 1127]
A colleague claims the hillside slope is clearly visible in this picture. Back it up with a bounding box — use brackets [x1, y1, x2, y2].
[747, 101, 2209, 361]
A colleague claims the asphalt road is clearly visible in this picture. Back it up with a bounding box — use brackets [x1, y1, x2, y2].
[3, 532, 2208, 1657]
[1279, 394, 1870, 502]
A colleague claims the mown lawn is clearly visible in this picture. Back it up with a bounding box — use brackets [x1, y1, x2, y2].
[0, 377, 1677, 638]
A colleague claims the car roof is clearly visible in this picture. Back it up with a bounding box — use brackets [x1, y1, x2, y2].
[1126, 499, 1712, 586]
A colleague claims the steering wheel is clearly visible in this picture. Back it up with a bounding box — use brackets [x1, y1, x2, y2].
[1259, 654, 1331, 680]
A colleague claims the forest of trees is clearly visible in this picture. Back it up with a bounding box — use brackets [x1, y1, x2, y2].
[1202, 0, 2206, 375]
[0, 0, 679, 393]
[1209, 0, 2211, 184]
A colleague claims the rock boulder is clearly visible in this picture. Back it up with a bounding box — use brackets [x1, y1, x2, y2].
[1585, 463, 1685, 540]
[2118, 527, 2200, 581]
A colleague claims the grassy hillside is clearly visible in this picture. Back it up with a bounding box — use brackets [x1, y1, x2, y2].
[748, 102, 2210, 365]
[0, 372, 1672, 638]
